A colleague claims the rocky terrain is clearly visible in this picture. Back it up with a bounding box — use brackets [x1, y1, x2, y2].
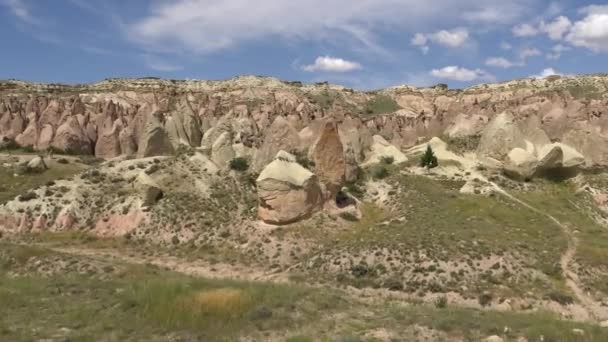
[1, 74, 608, 340]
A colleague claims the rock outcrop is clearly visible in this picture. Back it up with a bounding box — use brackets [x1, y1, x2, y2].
[2, 74, 608, 167]
[256, 151, 323, 225]
[363, 135, 408, 166]
[477, 112, 526, 162]
[253, 116, 301, 172]
[311, 122, 346, 197]
[137, 111, 175, 158]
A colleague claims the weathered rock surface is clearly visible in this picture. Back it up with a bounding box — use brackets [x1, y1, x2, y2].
[477, 112, 526, 162]
[311, 122, 346, 197]
[2, 74, 608, 166]
[504, 148, 538, 180]
[137, 111, 175, 158]
[363, 135, 408, 166]
[256, 151, 323, 225]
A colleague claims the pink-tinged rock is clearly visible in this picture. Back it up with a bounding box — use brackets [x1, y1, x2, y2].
[32, 215, 48, 231]
[95, 119, 122, 159]
[37, 124, 54, 150]
[16, 112, 39, 148]
[94, 209, 147, 237]
[51, 116, 92, 154]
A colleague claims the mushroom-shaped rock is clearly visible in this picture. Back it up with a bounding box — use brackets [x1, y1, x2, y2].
[504, 148, 538, 180]
[363, 135, 408, 166]
[538, 143, 585, 169]
[256, 151, 323, 225]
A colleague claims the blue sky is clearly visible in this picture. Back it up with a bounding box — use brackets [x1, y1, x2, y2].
[1, 0, 607, 89]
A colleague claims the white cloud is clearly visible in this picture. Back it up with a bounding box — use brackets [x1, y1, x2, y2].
[500, 42, 513, 50]
[429, 28, 470, 47]
[546, 44, 570, 60]
[302, 56, 362, 73]
[127, 0, 536, 54]
[540, 16, 572, 40]
[1, 0, 36, 24]
[411, 28, 469, 54]
[566, 6, 608, 52]
[512, 23, 539, 37]
[530, 68, 563, 79]
[519, 47, 542, 59]
[485, 57, 522, 68]
[430, 66, 494, 82]
[142, 54, 182, 72]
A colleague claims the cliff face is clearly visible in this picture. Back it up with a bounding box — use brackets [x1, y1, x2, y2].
[1, 74, 607, 165]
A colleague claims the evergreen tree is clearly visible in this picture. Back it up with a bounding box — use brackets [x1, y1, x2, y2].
[420, 145, 439, 169]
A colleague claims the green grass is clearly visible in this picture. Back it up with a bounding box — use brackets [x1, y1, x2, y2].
[297, 174, 570, 298]
[0, 161, 86, 203]
[513, 180, 608, 296]
[1, 242, 607, 341]
[363, 95, 401, 116]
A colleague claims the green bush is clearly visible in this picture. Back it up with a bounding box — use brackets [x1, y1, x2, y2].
[371, 165, 389, 179]
[435, 296, 448, 309]
[420, 145, 439, 169]
[290, 150, 315, 170]
[339, 212, 359, 222]
[363, 95, 401, 116]
[380, 156, 394, 165]
[229, 157, 249, 172]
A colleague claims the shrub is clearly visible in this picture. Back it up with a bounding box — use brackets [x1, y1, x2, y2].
[19, 191, 38, 202]
[380, 156, 394, 165]
[420, 145, 439, 169]
[478, 292, 493, 307]
[339, 212, 359, 222]
[229, 157, 249, 172]
[290, 150, 315, 170]
[435, 296, 448, 309]
[371, 165, 389, 179]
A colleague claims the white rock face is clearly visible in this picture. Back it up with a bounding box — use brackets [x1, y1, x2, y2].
[210, 131, 235, 169]
[477, 112, 526, 161]
[504, 148, 538, 180]
[363, 135, 408, 166]
[256, 151, 323, 225]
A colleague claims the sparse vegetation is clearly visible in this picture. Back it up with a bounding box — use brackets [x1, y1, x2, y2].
[363, 95, 401, 116]
[420, 145, 439, 169]
[229, 157, 249, 171]
[380, 155, 394, 165]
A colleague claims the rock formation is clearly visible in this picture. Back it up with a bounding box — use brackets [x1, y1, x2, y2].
[256, 151, 323, 225]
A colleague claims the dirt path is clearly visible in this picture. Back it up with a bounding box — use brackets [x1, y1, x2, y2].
[488, 181, 608, 322]
[48, 245, 289, 283]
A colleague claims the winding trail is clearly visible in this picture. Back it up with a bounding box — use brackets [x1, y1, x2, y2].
[488, 181, 606, 322]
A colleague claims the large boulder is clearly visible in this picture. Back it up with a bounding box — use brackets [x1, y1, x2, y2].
[538, 143, 585, 169]
[26, 156, 48, 173]
[477, 112, 526, 161]
[504, 148, 538, 180]
[311, 121, 346, 197]
[137, 111, 175, 158]
[256, 151, 323, 225]
[363, 135, 408, 166]
[253, 116, 301, 172]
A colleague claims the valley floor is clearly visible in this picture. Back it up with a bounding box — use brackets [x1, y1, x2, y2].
[3, 151, 608, 340]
